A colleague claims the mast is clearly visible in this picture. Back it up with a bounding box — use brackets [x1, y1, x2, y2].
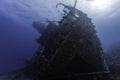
[74, 0, 77, 8]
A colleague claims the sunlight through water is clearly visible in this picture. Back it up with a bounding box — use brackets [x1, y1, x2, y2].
[90, 0, 113, 13]
[75, 0, 116, 18]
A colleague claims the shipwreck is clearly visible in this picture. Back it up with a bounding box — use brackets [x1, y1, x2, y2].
[31, 0, 110, 80]
[0, 0, 112, 80]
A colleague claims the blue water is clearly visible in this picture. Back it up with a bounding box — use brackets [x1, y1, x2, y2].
[0, 12, 39, 73]
[0, 0, 120, 74]
[0, 0, 48, 74]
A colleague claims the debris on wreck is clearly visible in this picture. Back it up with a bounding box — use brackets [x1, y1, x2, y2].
[0, 0, 113, 80]
[31, 0, 111, 80]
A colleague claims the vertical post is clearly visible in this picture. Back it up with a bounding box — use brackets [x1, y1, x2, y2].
[74, 0, 77, 8]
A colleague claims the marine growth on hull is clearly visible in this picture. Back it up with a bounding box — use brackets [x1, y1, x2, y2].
[31, 1, 110, 80]
[1, 0, 112, 80]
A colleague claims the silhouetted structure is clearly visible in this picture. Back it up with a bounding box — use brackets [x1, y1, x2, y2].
[0, 1, 111, 80]
[32, 1, 110, 80]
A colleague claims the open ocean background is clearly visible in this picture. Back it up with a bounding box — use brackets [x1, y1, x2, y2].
[0, 0, 120, 74]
